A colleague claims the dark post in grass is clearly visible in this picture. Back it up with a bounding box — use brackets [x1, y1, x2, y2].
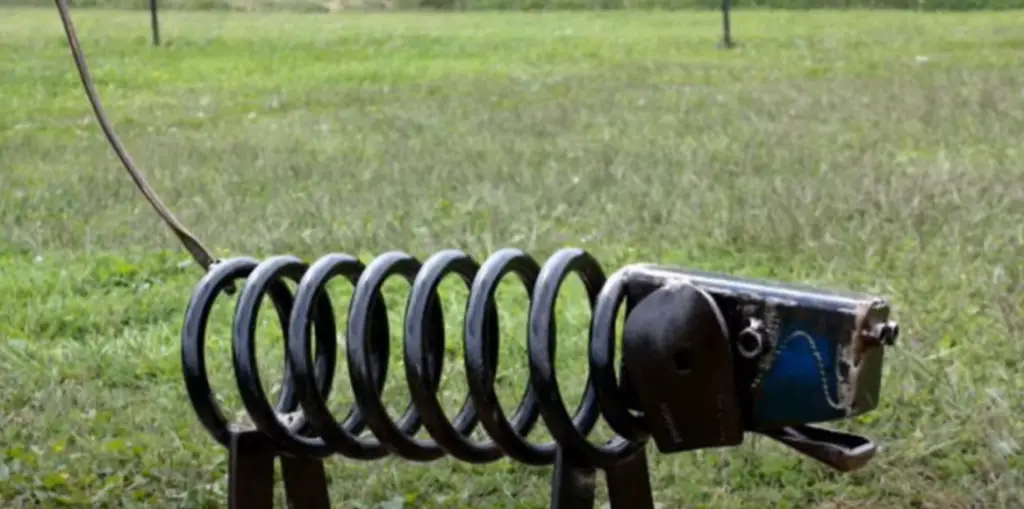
[720, 0, 735, 49]
[150, 0, 160, 46]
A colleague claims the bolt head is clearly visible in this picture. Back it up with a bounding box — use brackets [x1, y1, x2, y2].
[869, 321, 899, 346]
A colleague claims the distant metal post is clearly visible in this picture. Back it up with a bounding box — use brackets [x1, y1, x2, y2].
[719, 0, 734, 49]
[150, 0, 160, 46]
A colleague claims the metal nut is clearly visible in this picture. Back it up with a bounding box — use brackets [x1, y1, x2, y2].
[869, 320, 900, 346]
[737, 318, 766, 359]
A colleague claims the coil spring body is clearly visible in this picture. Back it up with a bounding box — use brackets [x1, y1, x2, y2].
[181, 247, 653, 487]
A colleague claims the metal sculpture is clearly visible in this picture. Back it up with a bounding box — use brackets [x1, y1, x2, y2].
[54, 1, 894, 507]
[182, 252, 897, 509]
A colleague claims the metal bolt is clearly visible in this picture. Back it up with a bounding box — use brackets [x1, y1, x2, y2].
[869, 321, 900, 346]
[737, 318, 766, 359]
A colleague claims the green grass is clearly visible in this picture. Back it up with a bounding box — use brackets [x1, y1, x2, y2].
[6, 0, 1024, 12]
[2, 6, 1023, 508]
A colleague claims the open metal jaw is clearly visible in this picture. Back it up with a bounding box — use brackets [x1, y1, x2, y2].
[619, 264, 898, 473]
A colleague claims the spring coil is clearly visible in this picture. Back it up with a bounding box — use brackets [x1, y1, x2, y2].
[181, 247, 654, 475]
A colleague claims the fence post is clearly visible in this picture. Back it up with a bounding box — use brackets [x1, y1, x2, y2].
[150, 0, 160, 46]
[720, 0, 735, 49]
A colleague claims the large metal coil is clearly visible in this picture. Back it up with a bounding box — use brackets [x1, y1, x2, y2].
[180, 247, 654, 473]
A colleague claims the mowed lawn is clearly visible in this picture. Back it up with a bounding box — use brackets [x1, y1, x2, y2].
[1, 6, 1023, 508]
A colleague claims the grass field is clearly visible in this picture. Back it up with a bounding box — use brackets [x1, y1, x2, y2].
[2, 6, 1023, 509]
